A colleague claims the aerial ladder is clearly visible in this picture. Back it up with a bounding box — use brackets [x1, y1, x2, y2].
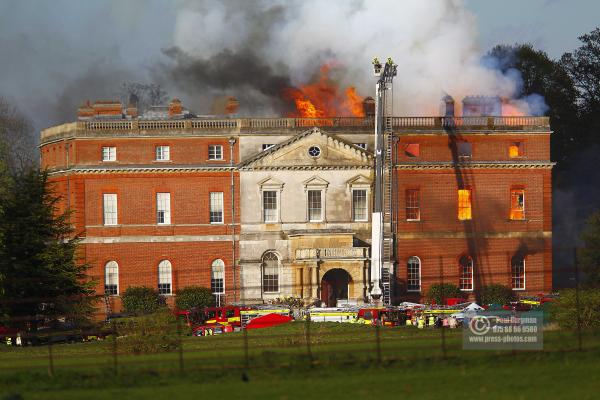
[370, 58, 397, 306]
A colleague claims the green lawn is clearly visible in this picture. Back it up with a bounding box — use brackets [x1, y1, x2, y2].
[1, 323, 599, 399]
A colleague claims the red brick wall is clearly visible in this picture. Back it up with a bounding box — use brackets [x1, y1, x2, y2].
[396, 134, 550, 162]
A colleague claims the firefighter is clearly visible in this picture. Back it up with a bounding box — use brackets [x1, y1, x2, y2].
[428, 315, 435, 327]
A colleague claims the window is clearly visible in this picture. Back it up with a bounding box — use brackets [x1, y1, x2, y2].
[509, 142, 523, 158]
[307, 190, 323, 221]
[352, 189, 368, 221]
[155, 146, 170, 161]
[459, 255, 474, 291]
[158, 260, 172, 295]
[262, 144, 275, 151]
[208, 145, 223, 160]
[406, 189, 420, 221]
[156, 193, 171, 225]
[210, 192, 224, 223]
[510, 189, 525, 220]
[262, 252, 279, 293]
[458, 189, 472, 220]
[511, 257, 526, 290]
[407, 256, 421, 292]
[263, 190, 278, 223]
[308, 146, 321, 158]
[404, 143, 420, 157]
[104, 261, 119, 295]
[457, 142, 472, 158]
[102, 146, 116, 162]
[211, 259, 225, 294]
[103, 194, 118, 226]
[354, 143, 367, 150]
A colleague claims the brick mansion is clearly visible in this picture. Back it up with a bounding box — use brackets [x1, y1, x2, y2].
[39, 97, 553, 316]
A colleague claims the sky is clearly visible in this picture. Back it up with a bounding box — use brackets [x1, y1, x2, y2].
[0, 0, 598, 133]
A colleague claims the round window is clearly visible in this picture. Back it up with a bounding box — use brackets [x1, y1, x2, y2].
[308, 146, 321, 158]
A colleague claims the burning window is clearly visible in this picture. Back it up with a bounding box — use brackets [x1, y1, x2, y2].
[457, 189, 472, 220]
[404, 143, 420, 157]
[406, 189, 420, 221]
[510, 189, 525, 220]
[511, 256, 525, 290]
[459, 255, 474, 291]
[407, 256, 421, 292]
[457, 142, 472, 158]
[509, 142, 523, 158]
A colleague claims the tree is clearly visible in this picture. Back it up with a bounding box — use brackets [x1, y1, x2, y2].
[121, 286, 164, 315]
[427, 283, 462, 305]
[561, 28, 600, 153]
[174, 286, 215, 310]
[0, 97, 37, 172]
[478, 284, 514, 305]
[0, 168, 94, 328]
[486, 44, 580, 170]
[578, 210, 600, 286]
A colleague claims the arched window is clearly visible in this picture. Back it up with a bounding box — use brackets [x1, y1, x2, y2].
[211, 259, 225, 294]
[407, 256, 421, 292]
[262, 252, 279, 293]
[459, 255, 474, 291]
[104, 261, 119, 295]
[511, 256, 526, 290]
[158, 260, 172, 295]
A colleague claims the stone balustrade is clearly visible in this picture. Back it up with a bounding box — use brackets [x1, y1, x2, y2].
[295, 247, 369, 260]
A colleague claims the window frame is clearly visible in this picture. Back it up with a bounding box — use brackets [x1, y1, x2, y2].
[158, 260, 172, 295]
[404, 143, 420, 157]
[511, 257, 526, 290]
[510, 188, 526, 221]
[262, 190, 279, 223]
[407, 256, 421, 292]
[307, 189, 324, 222]
[405, 188, 421, 221]
[262, 143, 275, 151]
[209, 192, 224, 224]
[103, 193, 118, 226]
[509, 141, 524, 158]
[262, 252, 280, 294]
[457, 141, 472, 159]
[155, 145, 170, 161]
[352, 188, 369, 222]
[457, 189, 472, 221]
[354, 143, 367, 150]
[102, 146, 116, 162]
[459, 255, 474, 291]
[208, 145, 224, 160]
[104, 261, 119, 296]
[211, 259, 225, 295]
[156, 192, 171, 225]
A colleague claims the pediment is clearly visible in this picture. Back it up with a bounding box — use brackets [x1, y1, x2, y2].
[258, 176, 284, 189]
[240, 127, 372, 170]
[347, 174, 372, 188]
[302, 176, 330, 188]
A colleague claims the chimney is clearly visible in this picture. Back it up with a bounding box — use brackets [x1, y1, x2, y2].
[126, 103, 138, 118]
[92, 100, 123, 119]
[225, 96, 240, 115]
[362, 96, 375, 117]
[440, 95, 455, 117]
[77, 100, 94, 120]
[168, 98, 183, 118]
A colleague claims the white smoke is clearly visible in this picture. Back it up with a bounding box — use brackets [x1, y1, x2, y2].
[170, 0, 533, 115]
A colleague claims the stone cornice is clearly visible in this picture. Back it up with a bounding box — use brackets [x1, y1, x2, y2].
[394, 161, 555, 170]
[239, 165, 373, 171]
[48, 164, 235, 176]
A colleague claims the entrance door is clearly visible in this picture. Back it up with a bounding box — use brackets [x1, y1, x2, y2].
[321, 269, 352, 307]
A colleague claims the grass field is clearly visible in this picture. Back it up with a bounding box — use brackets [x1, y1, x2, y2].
[1, 322, 599, 399]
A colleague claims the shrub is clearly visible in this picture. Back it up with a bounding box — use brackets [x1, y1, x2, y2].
[121, 286, 164, 315]
[478, 284, 514, 305]
[174, 286, 215, 310]
[427, 284, 462, 304]
[549, 289, 600, 329]
[111, 311, 179, 354]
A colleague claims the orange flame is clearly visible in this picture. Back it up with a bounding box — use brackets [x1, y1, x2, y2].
[283, 65, 365, 118]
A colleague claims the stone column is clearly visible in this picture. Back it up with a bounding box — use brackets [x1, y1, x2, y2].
[311, 264, 319, 300]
